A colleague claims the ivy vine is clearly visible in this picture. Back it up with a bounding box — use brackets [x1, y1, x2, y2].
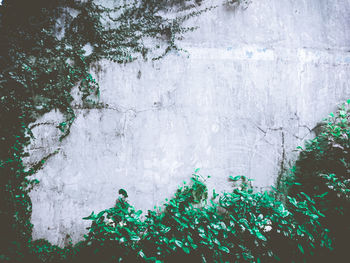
[0, 0, 211, 261]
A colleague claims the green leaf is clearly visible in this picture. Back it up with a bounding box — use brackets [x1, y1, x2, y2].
[83, 211, 95, 220]
[131, 235, 140, 241]
[256, 231, 267, 241]
[230, 175, 242, 181]
[298, 244, 304, 254]
[183, 247, 190, 254]
[138, 250, 145, 258]
[219, 246, 230, 253]
[163, 227, 171, 233]
[191, 243, 198, 249]
[175, 240, 183, 248]
[339, 110, 346, 117]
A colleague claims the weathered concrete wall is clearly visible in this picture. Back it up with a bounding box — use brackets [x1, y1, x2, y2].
[26, 0, 350, 246]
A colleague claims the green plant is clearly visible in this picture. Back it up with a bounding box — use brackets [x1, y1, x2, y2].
[79, 172, 331, 263]
[285, 100, 350, 262]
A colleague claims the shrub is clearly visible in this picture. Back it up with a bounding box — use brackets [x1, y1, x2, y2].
[79, 173, 331, 263]
[286, 100, 350, 262]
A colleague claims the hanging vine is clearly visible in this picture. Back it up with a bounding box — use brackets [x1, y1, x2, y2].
[0, 0, 213, 261]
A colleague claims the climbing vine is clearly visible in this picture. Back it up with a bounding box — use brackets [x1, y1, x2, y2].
[0, 0, 211, 261]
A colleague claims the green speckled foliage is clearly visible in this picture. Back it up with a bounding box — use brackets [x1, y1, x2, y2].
[77, 173, 330, 263]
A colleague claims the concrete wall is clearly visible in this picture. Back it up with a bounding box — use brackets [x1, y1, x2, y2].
[26, 0, 350, 246]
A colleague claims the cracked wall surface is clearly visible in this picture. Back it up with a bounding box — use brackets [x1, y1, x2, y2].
[26, 0, 350, 246]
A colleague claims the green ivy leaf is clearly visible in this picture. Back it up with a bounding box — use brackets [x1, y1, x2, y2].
[219, 246, 230, 253]
[298, 244, 304, 254]
[175, 240, 183, 248]
[230, 175, 242, 181]
[256, 231, 267, 242]
[131, 236, 140, 241]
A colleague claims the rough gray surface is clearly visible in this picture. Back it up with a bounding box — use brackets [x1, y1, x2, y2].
[26, 0, 350, 246]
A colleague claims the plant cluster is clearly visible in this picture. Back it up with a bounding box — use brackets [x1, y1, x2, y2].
[67, 173, 330, 263]
[285, 100, 350, 262]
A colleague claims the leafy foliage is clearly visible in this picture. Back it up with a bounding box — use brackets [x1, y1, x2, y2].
[77, 173, 331, 263]
[285, 100, 350, 262]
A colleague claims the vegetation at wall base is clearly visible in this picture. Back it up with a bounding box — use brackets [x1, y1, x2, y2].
[284, 100, 350, 262]
[72, 174, 330, 263]
[13, 101, 346, 263]
[0, 0, 349, 262]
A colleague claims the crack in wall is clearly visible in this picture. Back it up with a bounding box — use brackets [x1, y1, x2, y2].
[29, 121, 57, 130]
[26, 148, 61, 172]
[276, 131, 286, 189]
